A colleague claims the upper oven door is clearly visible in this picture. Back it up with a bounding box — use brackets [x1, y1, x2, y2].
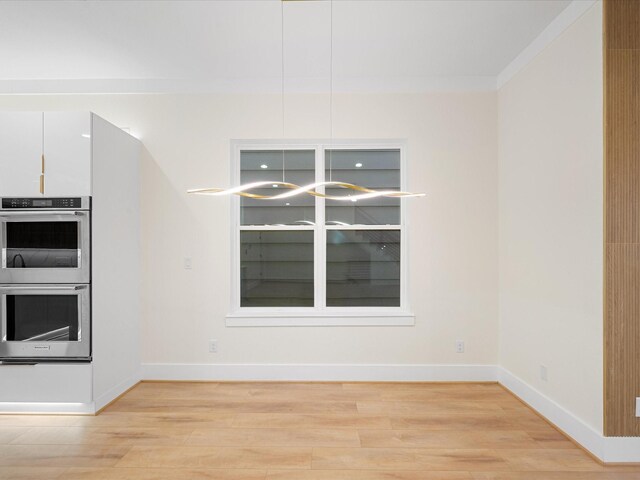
[0, 211, 90, 284]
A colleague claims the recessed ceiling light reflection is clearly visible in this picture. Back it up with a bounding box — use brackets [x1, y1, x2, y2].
[355, 163, 363, 168]
[260, 164, 268, 169]
[272, 184, 278, 188]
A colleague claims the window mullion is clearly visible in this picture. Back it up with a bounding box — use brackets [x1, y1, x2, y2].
[400, 145, 407, 311]
[232, 143, 241, 312]
[315, 145, 326, 310]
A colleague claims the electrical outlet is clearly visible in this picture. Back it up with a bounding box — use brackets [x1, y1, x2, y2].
[208, 340, 218, 353]
[636, 397, 640, 417]
[455, 340, 464, 353]
[184, 257, 192, 269]
[540, 365, 548, 382]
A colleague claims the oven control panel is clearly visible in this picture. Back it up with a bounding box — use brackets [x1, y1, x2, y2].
[1, 198, 83, 209]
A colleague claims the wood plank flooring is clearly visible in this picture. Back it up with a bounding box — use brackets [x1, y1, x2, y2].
[0, 381, 639, 479]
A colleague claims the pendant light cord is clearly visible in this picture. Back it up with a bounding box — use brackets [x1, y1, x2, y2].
[281, 1, 333, 185]
[188, 1, 425, 201]
[329, 0, 333, 182]
[281, 0, 286, 183]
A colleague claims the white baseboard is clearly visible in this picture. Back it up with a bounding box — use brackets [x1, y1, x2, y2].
[93, 373, 141, 412]
[141, 363, 499, 382]
[498, 367, 605, 458]
[498, 367, 640, 463]
[603, 436, 640, 463]
[0, 401, 95, 415]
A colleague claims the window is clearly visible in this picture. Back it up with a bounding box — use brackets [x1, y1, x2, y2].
[228, 141, 414, 327]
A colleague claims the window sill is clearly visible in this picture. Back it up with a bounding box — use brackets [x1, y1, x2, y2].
[225, 312, 415, 327]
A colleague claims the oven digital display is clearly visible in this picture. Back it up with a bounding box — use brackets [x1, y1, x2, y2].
[1, 198, 83, 208]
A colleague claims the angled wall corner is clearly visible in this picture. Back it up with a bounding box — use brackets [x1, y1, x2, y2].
[497, 0, 604, 435]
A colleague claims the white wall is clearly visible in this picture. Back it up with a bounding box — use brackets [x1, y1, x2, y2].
[498, 3, 603, 432]
[0, 92, 498, 368]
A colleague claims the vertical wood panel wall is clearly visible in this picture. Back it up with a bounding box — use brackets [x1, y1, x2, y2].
[604, 0, 640, 437]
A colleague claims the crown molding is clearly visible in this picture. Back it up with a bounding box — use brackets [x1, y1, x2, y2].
[0, 76, 497, 95]
[497, 0, 598, 89]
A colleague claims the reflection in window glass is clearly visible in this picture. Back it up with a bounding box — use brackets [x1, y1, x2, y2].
[241, 150, 315, 226]
[326, 230, 400, 307]
[325, 150, 400, 226]
[241, 231, 314, 307]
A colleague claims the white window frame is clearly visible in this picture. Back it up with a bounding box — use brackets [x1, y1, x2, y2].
[226, 139, 415, 327]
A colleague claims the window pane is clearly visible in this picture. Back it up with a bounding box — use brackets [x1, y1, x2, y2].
[325, 150, 400, 226]
[326, 230, 400, 307]
[241, 231, 314, 307]
[241, 150, 315, 226]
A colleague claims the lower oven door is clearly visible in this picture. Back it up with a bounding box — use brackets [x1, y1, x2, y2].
[0, 284, 90, 360]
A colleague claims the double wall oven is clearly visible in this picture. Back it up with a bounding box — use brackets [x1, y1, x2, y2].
[0, 197, 91, 361]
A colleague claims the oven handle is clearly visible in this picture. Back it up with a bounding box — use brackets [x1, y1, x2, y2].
[0, 285, 86, 291]
[0, 211, 86, 217]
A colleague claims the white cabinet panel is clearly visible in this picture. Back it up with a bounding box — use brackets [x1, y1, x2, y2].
[0, 363, 93, 404]
[44, 112, 92, 196]
[0, 112, 43, 197]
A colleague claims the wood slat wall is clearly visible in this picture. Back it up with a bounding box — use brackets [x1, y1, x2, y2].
[604, 0, 640, 437]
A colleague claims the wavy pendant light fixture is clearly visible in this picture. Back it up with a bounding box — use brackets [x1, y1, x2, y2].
[189, 181, 425, 200]
[188, 0, 425, 201]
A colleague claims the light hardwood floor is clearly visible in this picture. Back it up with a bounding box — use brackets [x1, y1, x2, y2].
[0, 382, 639, 479]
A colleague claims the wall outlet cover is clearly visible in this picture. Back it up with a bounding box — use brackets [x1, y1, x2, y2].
[455, 340, 465, 353]
[208, 340, 218, 353]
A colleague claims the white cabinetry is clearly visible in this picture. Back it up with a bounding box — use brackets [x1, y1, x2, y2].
[0, 363, 93, 407]
[0, 112, 140, 414]
[0, 112, 42, 196]
[44, 112, 92, 197]
[0, 111, 92, 197]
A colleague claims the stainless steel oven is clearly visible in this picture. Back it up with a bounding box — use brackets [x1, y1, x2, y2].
[0, 197, 90, 284]
[0, 284, 90, 360]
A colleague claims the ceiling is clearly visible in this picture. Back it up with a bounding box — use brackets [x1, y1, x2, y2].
[0, 0, 580, 94]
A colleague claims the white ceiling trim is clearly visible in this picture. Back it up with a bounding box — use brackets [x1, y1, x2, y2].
[497, 0, 598, 89]
[0, 76, 497, 95]
[336, 76, 497, 94]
